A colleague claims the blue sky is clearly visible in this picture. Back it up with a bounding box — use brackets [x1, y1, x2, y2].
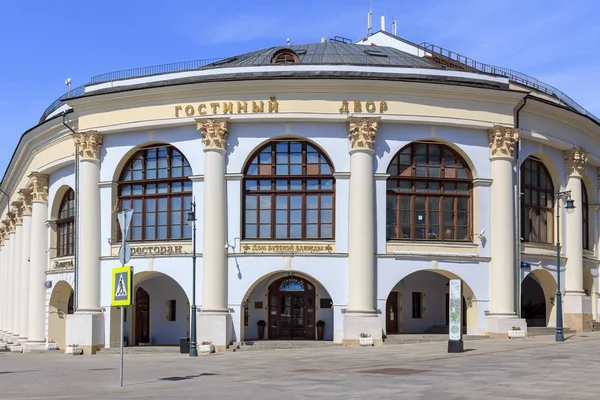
[0, 0, 598, 176]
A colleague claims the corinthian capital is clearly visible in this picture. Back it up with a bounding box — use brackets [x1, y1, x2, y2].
[28, 172, 49, 203]
[6, 212, 16, 232]
[487, 125, 519, 158]
[73, 131, 104, 160]
[196, 118, 229, 151]
[564, 147, 587, 178]
[11, 200, 23, 226]
[347, 117, 379, 151]
[19, 188, 33, 216]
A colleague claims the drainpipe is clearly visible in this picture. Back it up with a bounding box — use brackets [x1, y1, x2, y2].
[62, 113, 79, 312]
[514, 97, 527, 317]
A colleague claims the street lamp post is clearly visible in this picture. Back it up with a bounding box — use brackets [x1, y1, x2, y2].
[555, 190, 575, 342]
[187, 198, 198, 357]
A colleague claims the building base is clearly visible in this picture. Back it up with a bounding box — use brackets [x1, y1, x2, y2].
[23, 340, 47, 353]
[65, 312, 105, 355]
[564, 293, 593, 332]
[342, 313, 383, 346]
[485, 315, 528, 339]
[196, 312, 232, 353]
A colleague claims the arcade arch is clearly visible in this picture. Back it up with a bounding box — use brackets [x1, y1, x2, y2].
[521, 269, 556, 327]
[48, 281, 74, 349]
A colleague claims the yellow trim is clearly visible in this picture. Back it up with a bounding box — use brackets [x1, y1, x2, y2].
[111, 266, 132, 307]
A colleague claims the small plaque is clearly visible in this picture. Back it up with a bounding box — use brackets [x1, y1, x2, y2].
[254, 301, 263, 309]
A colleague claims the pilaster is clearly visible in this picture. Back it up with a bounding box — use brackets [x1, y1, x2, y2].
[343, 117, 382, 345]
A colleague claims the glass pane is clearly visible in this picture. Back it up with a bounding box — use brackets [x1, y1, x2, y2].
[306, 210, 319, 223]
[146, 213, 156, 226]
[245, 211, 257, 223]
[247, 165, 258, 175]
[171, 211, 181, 225]
[276, 196, 287, 209]
[290, 224, 301, 238]
[172, 182, 182, 193]
[276, 210, 288, 223]
[171, 226, 181, 239]
[307, 152, 318, 163]
[259, 224, 271, 238]
[290, 153, 302, 164]
[158, 198, 168, 211]
[133, 170, 143, 180]
[457, 227, 468, 240]
[133, 185, 143, 195]
[145, 227, 155, 240]
[172, 197, 181, 210]
[260, 210, 271, 223]
[290, 210, 302, 224]
[146, 184, 156, 195]
[183, 181, 192, 192]
[306, 196, 319, 209]
[321, 224, 333, 238]
[290, 165, 302, 175]
[416, 182, 427, 192]
[245, 224, 257, 238]
[290, 180, 302, 190]
[157, 183, 168, 194]
[157, 226, 167, 239]
[146, 199, 156, 212]
[246, 180, 258, 190]
[158, 169, 168, 179]
[132, 227, 142, 240]
[183, 224, 191, 238]
[320, 164, 332, 174]
[259, 181, 271, 191]
[260, 196, 271, 209]
[306, 224, 318, 238]
[121, 185, 131, 195]
[307, 180, 319, 190]
[158, 212, 167, 225]
[276, 180, 287, 190]
[290, 196, 302, 209]
[276, 224, 288, 238]
[259, 151, 271, 163]
[246, 196, 257, 209]
[321, 210, 333, 223]
[171, 168, 182, 178]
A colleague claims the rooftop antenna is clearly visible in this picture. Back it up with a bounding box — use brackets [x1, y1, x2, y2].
[286, 38, 290, 46]
[65, 78, 72, 98]
[381, 14, 386, 32]
[392, 19, 397, 36]
[367, 9, 372, 35]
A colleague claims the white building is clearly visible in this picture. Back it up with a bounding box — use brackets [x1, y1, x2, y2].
[0, 31, 599, 354]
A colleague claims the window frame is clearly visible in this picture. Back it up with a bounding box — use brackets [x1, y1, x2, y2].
[242, 140, 335, 241]
[386, 142, 473, 242]
[582, 182, 589, 250]
[56, 189, 75, 257]
[520, 157, 554, 244]
[117, 145, 193, 242]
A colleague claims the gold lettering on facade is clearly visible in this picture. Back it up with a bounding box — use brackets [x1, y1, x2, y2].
[175, 105, 182, 117]
[237, 102, 248, 113]
[223, 102, 234, 114]
[268, 96, 279, 113]
[210, 103, 220, 114]
[129, 245, 184, 256]
[339, 101, 389, 114]
[241, 244, 333, 253]
[379, 101, 388, 113]
[339, 100, 349, 114]
[198, 104, 207, 115]
[185, 105, 195, 117]
[365, 101, 376, 113]
[252, 101, 264, 113]
[353, 101, 362, 113]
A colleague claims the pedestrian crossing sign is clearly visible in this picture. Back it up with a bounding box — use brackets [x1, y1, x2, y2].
[111, 266, 132, 306]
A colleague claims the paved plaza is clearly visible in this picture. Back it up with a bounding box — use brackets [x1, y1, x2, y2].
[2, 333, 600, 399]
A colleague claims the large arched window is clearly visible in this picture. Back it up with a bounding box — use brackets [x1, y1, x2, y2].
[521, 157, 554, 244]
[386, 142, 472, 241]
[243, 140, 334, 240]
[582, 182, 589, 250]
[57, 189, 75, 257]
[118, 145, 192, 241]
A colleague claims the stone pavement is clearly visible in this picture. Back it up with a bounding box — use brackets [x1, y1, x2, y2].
[2, 333, 600, 399]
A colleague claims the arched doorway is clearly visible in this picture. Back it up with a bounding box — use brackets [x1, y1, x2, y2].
[241, 272, 334, 341]
[385, 270, 476, 335]
[521, 274, 547, 327]
[123, 272, 189, 346]
[48, 281, 74, 349]
[268, 276, 316, 340]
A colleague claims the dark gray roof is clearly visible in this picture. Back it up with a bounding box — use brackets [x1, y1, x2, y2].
[202, 42, 443, 70]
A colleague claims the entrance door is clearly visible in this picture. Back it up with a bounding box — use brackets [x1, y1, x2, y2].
[386, 291, 398, 334]
[135, 287, 150, 345]
[268, 277, 315, 340]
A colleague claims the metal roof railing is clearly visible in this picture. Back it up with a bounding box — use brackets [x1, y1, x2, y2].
[38, 84, 86, 123]
[419, 42, 599, 124]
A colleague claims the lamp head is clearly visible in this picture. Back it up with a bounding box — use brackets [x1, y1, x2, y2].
[187, 210, 195, 226]
[565, 198, 575, 214]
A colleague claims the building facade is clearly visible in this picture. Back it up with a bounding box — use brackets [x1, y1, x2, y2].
[0, 34, 599, 354]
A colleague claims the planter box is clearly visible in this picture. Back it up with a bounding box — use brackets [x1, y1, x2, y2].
[46, 343, 59, 350]
[359, 336, 373, 346]
[10, 345, 23, 353]
[508, 330, 526, 339]
[65, 346, 83, 355]
[198, 344, 215, 354]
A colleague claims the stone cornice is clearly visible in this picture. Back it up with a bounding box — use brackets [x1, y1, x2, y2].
[196, 118, 229, 151]
[488, 125, 519, 159]
[73, 131, 103, 160]
[347, 117, 379, 151]
[564, 147, 588, 178]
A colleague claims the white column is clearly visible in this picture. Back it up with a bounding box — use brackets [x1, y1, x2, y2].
[343, 117, 382, 344]
[27, 173, 49, 346]
[196, 118, 231, 351]
[65, 132, 104, 355]
[1, 225, 10, 339]
[6, 215, 16, 338]
[485, 126, 527, 336]
[0, 238, 5, 336]
[18, 190, 32, 341]
[11, 201, 24, 340]
[563, 148, 591, 331]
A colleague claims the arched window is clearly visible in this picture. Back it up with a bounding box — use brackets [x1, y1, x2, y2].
[57, 189, 75, 257]
[582, 182, 589, 250]
[243, 140, 334, 239]
[271, 50, 299, 65]
[386, 142, 472, 241]
[118, 145, 192, 241]
[521, 157, 554, 244]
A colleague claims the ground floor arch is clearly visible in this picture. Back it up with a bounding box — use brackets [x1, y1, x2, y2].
[521, 269, 556, 327]
[241, 271, 334, 341]
[384, 270, 477, 335]
[48, 281, 73, 349]
[116, 271, 189, 346]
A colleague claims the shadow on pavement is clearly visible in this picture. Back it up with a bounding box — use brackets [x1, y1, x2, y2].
[159, 373, 217, 381]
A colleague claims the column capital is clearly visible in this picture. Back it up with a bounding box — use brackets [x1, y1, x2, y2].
[196, 118, 229, 151]
[28, 172, 49, 203]
[11, 200, 23, 226]
[564, 147, 587, 178]
[487, 125, 519, 159]
[19, 188, 33, 216]
[1, 219, 10, 237]
[347, 117, 380, 152]
[6, 211, 16, 232]
[73, 131, 104, 160]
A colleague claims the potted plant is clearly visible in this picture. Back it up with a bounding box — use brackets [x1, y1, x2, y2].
[198, 340, 215, 354]
[257, 320, 266, 340]
[65, 343, 83, 355]
[10, 343, 23, 353]
[46, 339, 59, 350]
[508, 326, 526, 339]
[359, 333, 373, 346]
[5, 341, 13, 350]
[316, 320, 325, 340]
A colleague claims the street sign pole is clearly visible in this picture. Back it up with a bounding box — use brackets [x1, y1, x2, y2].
[116, 210, 133, 387]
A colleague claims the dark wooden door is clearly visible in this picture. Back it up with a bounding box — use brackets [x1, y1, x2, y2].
[268, 277, 315, 340]
[386, 291, 398, 334]
[135, 287, 150, 345]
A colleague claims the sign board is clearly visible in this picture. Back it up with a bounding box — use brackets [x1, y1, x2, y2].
[111, 266, 132, 307]
[117, 209, 134, 239]
[448, 279, 462, 341]
[118, 243, 132, 265]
